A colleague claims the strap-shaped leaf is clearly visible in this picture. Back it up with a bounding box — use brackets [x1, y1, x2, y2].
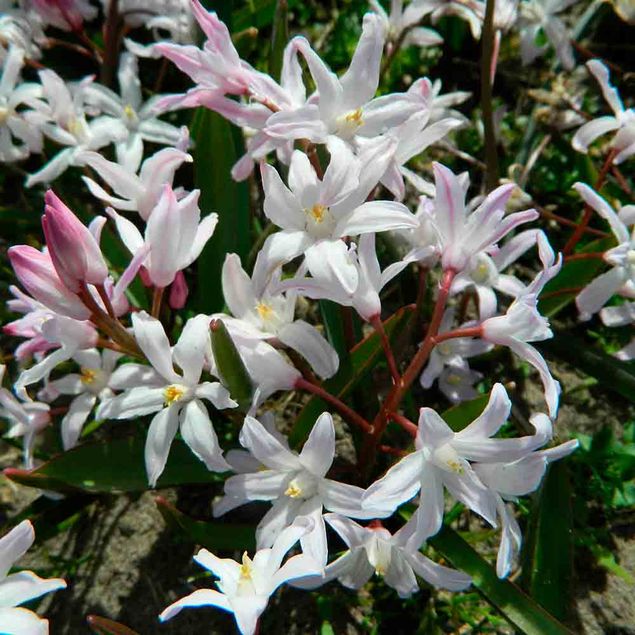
[429, 526, 573, 635]
[156, 497, 255, 551]
[4, 437, 225, 494]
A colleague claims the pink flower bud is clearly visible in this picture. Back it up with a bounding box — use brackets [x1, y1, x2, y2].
[42, 190, 108, 292]
[169, 271, 189, 309]
[8, 246, 91, 321]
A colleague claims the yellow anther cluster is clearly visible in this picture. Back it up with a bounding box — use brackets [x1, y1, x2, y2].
[284, 482, 302, 498]
[164, 384, 186, 406]
[344, 108, 363, 126]
[308, 204, 327, 223]
[80, 368, 97, 385]
[256, 302, 275, 320]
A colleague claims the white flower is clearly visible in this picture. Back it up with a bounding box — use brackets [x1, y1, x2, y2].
[83, 53, 184, 172]
[420, 308, 491, 402]
[519, 0, 577, 70]
[46, 348, 121, 449]
[0, 46, 43, 163]
[573, 183, 635, 320]
[277, 233, 415, 323]
[430, 162, 538, 272]
[363, 384, 552, 544]
[572, 60, 635, 164]
[255, 136, 417, 291]
[97, 312, 237, 486]
[214, 412, 391, 565]
[450, 229, 540, 319]
[321, 513, 471, 596]
[219, 253, 338, 380]
[264, 13, 420, 144]
[481, 232, 562, 417]
[79, 146, 192, 221]
[473, 429, 579, 577]
[599, 302, 635, 360]
[0, 2, 44, 62]
[369, 0, 443, 48]
[26, 70, 127, 187]
[106, 184, 217, 288]
[0, 520, 66, 633]
[159, 518, 322, 635]
[0, 365, 50, 469]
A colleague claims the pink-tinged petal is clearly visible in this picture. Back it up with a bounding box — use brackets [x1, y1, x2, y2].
[336, 201, 418, 237]
[576, 267, 626, 320]
[406, 551, 471, 590]
[168, 271, 189, 309]
[287, 150, 319, 205]
[305, 240, 359, 296]
[260, 163, 303, 230]
[238, 416, 299, 471]
[78, 151, 143, 200]
[587, 59, 624, 116]
[404, 26, 444, 47]
[573, 182, 629, 243]
[145, 406, 180, 487]
[362, 451, 423, 511]
[0, 607, 49, 634]
[179, 400, 230, 472]
[339, 12, 384, 109]
[0, 521, 34, 578]
[432, 162, 465, 246]
[265, 105, 329, 143]
[105, 208, 145, 256]
[298, 412, 335, 477]
[187, 211, 218, 266]
[61, 392, 96, 450]
[572, 116, 620, 152]
[159, 589, 231, 623]
[131, 312, 178, 383]
[455, 383, 511, 442]
[278, 321, 339, 380]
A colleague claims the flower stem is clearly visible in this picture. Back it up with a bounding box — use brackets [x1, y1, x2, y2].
[563, 148, 618, 255]
[386, 412, 417, 437]
[370, 315, 400, 384]
[295, 377, 373, 434]
[481, 0, 499, 191]
[151, 286, 164, 319]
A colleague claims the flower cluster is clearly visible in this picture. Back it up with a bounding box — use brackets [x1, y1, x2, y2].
[3, 0, 630, 633]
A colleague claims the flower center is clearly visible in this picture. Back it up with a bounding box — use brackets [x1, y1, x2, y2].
[335, 108, 365, 137]
[437, 342, 453, 357]
[123, 104, 136, 121]
[472, 260, 491, 283]
[163, 384, 187, 406]
[445, 372, 463, 386]
[284, 481, 303, 498]
[432, 443, 465, 474]
[256, 302, 275, 321]
[344, 108, 363, 126]
[0, 106, 9, 124]
[80, 368, 97, 385]
[239, 552, 253, 580]
[627, 250, 635, 266]
[308, 204, 327, 223]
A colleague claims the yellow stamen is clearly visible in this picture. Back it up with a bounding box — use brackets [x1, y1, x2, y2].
[285, 482, 302, 498]
[67, 117, 82, 136]
[447, 459, 464, 474]
[123, 104, 136, 119]
[256, 302, 275, 320]
[80, 368, 97, 385]
[239, 552, 253, 579]
[344, 108, 363, 126]
[308, 204, 327, 223]
[164, 384, 186, 406]
[446, 373, 463, 386]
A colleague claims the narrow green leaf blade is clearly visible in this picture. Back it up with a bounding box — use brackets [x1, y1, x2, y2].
[520, 462, 574, 622]
[190, 108, 250, 313]
[156, 497, 255, 551]
[429, 525, 573, 635]
[5, 436, 225, 493]
[268, 0, 288, 78]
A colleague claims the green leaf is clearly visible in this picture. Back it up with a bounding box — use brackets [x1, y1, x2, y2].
[4, 436, 225, 494]
[539, 238, 614, 317]
[520, 462, 575, 623]
[319, 300, 350, 361]
[190, 108, 250, 314]
[429, 525, 573, 635]
[156, 497, 255, 551]
[268, 0, 288, 79]
[538, 333, 635, 404]
[210, 318, 253, 410]
[441, 393, 489, 432]
[288, 306, 413, 447]
[233, 0, 299, 31]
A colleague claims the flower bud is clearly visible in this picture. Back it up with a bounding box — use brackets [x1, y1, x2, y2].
[41, 190, 108, 292]
[8, 246, 91, 320]
[169, 271, 189, 309]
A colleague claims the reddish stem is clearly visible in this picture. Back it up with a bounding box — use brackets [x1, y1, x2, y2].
[379, 445, 407, 457]
[386, 412, 417, 437]
[563, 148, 618, 255]
[564, 252, 605, 263]
[151, 286, 164, 319]
[432, 326, 483, 345]
[370, 314, 400, 384]
[295, 377, 373, 434]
